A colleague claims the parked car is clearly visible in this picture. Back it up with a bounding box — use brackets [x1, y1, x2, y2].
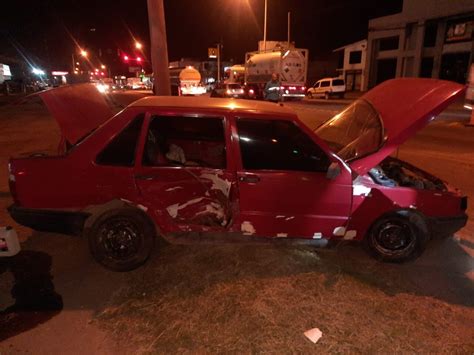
[7, 79, 467, 271]
[307, 78, 346, 99]
[211, 83, 246, 98]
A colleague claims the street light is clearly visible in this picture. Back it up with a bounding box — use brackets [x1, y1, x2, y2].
[135, 42, 143, 50]
[32, 68, 45, 75]
[101, 64, 106, 69]
[80, 50, 88, 57]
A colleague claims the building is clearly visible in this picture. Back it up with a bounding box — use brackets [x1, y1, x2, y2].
[334, 40, 367, 91]
[364, 0, 474, 91]
[307, 52, 339, 86]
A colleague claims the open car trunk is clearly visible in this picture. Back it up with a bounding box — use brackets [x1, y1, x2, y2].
[39, 83, 113, 146]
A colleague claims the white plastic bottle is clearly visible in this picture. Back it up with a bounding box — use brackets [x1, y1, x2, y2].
[0, 226, 21, 257]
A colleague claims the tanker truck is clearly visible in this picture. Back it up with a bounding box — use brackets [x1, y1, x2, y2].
[244, 48, 308, 100]
[169, 66, 206, 96]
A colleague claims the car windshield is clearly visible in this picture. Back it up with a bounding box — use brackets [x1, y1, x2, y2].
[314, 99, 384, 162]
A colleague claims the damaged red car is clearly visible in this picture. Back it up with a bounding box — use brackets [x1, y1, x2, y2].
[7, 79, 468, 270]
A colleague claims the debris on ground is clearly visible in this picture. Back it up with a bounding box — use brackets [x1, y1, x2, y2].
[304, 327, 323, 344]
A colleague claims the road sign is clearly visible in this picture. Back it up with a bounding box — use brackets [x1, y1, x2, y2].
[208, 47, 218, 59]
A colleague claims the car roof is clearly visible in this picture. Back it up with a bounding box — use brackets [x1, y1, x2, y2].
[318, 77, 342, 82]
[129, 96, 295, 115]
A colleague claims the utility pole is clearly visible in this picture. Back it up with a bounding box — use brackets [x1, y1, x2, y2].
[71, 54, 75, 74]
[217, 43, 221, 83]
[263, 0, 268, 51]
[147, 0, 171, 95]
[287, 12, 291, 48]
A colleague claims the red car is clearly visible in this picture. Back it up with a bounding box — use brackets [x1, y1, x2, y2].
[7, 79, 467, 271]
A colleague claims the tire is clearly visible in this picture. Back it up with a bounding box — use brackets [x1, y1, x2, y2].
[88, 209, 155, 271]
[307, 92, 313, 99]
[366, 213, 429, 262]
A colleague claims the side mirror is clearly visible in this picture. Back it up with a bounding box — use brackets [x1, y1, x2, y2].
[326, 162, 341, 180]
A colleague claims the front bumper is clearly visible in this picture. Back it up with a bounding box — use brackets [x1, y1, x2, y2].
[8, 204, 89, 236]
[428, 213, 468, 238]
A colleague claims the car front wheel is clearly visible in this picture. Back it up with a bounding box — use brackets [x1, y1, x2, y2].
[366, 213, 429, 262]
[89, 209, 155, 271]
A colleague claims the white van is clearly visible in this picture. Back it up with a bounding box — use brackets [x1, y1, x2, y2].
[307, 77, 346, 99]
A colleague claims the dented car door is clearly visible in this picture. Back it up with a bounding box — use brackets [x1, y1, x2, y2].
[134, 111, 236, 233]
[233, 115, 353, 239]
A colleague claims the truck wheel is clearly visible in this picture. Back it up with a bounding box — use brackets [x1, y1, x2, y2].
[366, 213, 429, 262]
[88, 209, 155, 271]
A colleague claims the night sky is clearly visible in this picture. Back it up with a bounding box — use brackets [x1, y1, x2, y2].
[0, 0, 402, 72]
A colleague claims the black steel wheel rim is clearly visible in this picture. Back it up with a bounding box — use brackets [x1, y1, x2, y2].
[99, 219, 142, 260]
[374, 220, 415, 252]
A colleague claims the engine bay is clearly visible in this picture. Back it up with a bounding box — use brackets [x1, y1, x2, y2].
[369, 158, 447, 191]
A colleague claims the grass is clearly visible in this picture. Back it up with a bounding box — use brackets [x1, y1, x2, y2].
[95, 242, 474, 354]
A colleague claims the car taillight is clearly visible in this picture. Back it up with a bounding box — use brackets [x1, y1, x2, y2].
[302, 86, 306, 91]
[249, 89, 254, 94]
[226, 89, 232, 95]
[280, 86, 284, 90]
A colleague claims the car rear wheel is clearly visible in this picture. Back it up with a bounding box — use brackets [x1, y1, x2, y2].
[89, 209, 155, 271]
[366, 213, 429, 262]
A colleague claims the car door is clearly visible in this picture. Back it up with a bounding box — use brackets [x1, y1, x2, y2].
[319, 80, 330, 96]
[312, 81, 320, 95]
[233, 115, 353, 239]
[134, 111, 237, 234]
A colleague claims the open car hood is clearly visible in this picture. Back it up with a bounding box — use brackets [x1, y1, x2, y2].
[320, 79, 465, 176]
[39, 84, 113, 145]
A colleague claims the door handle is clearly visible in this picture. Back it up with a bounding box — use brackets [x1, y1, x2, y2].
[135, 174, 158, 180]
[239, 175, 260, 183]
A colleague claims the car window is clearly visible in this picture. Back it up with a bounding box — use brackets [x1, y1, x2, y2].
[96, 114, 145, 167]
[332, 79, 344, 86]
[320, 81, 330, 88]
[143, 115, 226, 168]
[237, 118, 330, 172]
[314, 82, 320, 88]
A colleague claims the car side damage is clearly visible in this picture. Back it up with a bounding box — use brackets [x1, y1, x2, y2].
[164, 171, 233, 227]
